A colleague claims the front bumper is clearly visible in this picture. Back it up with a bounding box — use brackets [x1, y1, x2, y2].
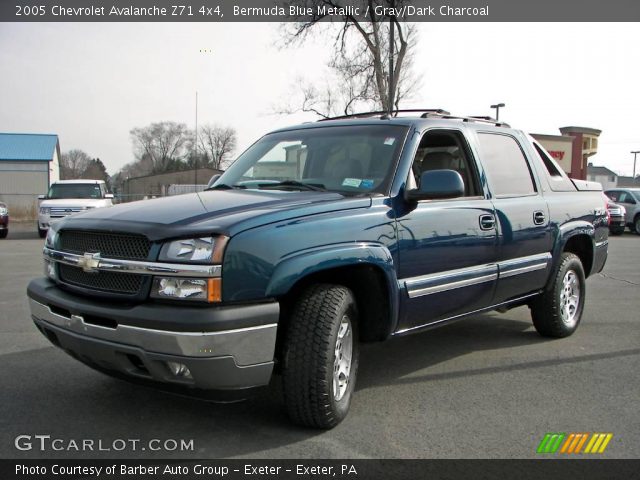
[609, 216, 625, 228]
[27, 278, 279, 395]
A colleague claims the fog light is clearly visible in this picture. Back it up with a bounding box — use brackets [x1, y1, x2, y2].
[151, 277, 221, 303]
[166, 361, 192, 379]
[44, 260, 56, 280]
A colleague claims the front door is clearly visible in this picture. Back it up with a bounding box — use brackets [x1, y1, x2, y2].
[395, 129, 498, 333]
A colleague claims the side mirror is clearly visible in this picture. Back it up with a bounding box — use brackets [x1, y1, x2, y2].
[406, 169, 464, 202]
[38, 194, 46, 200]
[207, 174, 221, 189]
[104, 193, 114, 199]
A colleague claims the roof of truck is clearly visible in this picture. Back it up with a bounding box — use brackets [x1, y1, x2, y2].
[52, 179, 106, 184]
[269, 109, 513, 134]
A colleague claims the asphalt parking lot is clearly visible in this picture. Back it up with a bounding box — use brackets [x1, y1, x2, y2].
[1, 222, 638, 459]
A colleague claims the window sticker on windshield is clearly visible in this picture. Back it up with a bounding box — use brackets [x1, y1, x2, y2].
[360, 179, 374, 189]
[342, 178, 362, 188]
[383, 137, 396, 145]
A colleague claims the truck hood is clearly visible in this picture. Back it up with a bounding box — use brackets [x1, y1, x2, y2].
[57, 190, 372, 241]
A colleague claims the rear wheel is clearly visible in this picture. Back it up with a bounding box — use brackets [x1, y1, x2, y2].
[0, 229, 7, 239]
[282, 284, 359, 429]
[610, 227, 625, 236]
[530, 252, 586, 338]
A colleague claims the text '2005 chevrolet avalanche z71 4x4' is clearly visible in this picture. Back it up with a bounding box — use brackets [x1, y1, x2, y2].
[27, 110, 608, 428]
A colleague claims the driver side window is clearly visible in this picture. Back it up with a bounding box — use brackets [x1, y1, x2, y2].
[408, 130, 481, 197]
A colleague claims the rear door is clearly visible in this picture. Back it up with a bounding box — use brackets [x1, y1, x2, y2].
[474, 131, 553, 304]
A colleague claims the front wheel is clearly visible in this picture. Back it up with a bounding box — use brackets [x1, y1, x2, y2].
[635, 217, 640, 236]
[0, 229, 7, 239]
[38, 227, 47, 239]
[530, 252, 586, 338]
[282, 284, 359, 429]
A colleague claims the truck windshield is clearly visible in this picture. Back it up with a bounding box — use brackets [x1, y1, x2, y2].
[217, 125, 409, 195]
[47, 184, 103, 199]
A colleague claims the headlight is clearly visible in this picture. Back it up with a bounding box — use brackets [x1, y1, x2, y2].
[40, 207, 50, 215]
[151, 277, 221, 303]
[159, 236, 227, 263]
[45, 228, 58, 248]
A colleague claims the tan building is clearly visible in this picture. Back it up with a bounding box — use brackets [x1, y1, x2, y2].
[532, 126, 601, 180]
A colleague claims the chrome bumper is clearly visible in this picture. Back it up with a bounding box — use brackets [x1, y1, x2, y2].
[29, 298, 277, 391]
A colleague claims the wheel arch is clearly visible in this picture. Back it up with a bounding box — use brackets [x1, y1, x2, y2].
[558, 226, 594, 277]
[266, 243, 399, 347]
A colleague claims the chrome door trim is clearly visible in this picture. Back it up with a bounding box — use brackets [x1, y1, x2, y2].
[400, 252, 552, 298]
[497, 252, 551, 279]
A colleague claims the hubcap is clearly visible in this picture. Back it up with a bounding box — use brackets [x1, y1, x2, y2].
[333, 315, 353, 401]
[560, 270, 580, 327]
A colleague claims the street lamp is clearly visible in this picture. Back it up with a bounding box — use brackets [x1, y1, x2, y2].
[490, 103, 505, 121]
[632, 150, 640, 180]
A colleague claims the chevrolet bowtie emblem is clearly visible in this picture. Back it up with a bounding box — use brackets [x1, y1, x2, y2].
[77, 252, 101, 273]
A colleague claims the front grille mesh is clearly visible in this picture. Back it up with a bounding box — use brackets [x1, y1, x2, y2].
[59, 264, 143, 294]
[59, 230, 151, 260]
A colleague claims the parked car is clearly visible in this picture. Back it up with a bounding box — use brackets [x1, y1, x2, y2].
[27, 110, 608, 428]
[0, 202, 8, 239]
[603, 193, 626, 235]
[604, 188, 640, 234]
[37, 180, 114, 238]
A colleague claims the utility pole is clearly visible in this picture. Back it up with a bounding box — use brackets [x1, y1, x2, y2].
[388, 0, 395, 115]
[490, 103, 505, 121]
[632, 150, 640, 180]
[194, 91, 198, 187]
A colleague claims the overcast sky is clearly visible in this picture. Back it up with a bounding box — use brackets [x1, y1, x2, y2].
[1, 22, 639, 176]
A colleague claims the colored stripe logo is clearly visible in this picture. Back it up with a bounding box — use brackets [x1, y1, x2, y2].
[537, 433, 613, 454]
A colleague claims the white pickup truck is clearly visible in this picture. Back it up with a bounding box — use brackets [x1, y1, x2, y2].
[38, 180, 113, 238]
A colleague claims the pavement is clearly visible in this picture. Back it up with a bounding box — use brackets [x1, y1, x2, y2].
[1, 221, 638, 459]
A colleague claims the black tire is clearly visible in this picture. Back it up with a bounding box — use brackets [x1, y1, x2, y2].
[530, 252, 586, 338]
[0, 230, 7, 239]
[635, 216, 640, 236]
[38, 227, 47, 239]
[609, 227, 625, 236]
[630, 221, 637, 233]
[282, 284, 359, 429]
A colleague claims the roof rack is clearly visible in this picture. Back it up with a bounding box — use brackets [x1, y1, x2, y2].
[319, 109, 509, 127]
[319, 109, 450, 121]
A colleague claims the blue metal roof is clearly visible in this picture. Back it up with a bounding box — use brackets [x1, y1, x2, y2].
[0, 133, 59, 161]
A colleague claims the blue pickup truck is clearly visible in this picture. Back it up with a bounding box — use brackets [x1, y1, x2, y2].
[27, 110, 608, 428]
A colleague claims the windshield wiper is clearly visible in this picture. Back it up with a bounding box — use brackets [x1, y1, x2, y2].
[257, 180, 327, 192]
[206, 183, 246, 191]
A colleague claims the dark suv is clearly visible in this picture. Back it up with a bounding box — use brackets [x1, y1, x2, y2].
[28, 110, 608, 428]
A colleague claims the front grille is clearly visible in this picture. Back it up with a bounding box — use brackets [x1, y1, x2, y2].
[59, 230, 151, 261]
[50, 207, 84, 218]
[59, 264, 143, 294]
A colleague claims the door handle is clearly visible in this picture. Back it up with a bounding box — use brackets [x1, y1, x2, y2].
[533, 210, 546, 225]
[479, 214, 495, 231]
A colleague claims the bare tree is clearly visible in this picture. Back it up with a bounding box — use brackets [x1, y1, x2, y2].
[130, 121, 192, 173]
[281, 0, 419, 117]
[198, 125, 237, 170]
[60, 149, 91, 179]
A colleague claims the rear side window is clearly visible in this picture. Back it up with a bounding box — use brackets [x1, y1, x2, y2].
[477, 133, 536, 197]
